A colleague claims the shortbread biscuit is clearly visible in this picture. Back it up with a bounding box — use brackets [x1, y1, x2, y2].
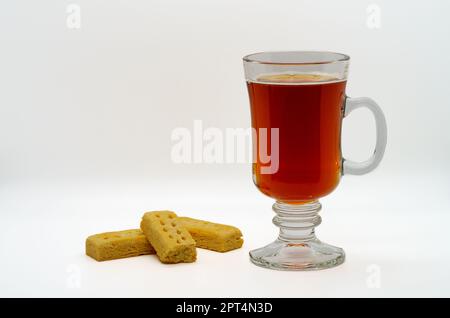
[140, 211, 196, 264]
[178, 217, 243, 252]
[86, 229, 154, 261]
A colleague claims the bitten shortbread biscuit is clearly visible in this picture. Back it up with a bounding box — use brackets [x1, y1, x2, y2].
[86, 229, 155, 261]
[140, 211, 196, 264]
[178, 217, 243, 252]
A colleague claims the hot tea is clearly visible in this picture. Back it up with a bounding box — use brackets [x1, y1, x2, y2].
[247, 74, 347, 202]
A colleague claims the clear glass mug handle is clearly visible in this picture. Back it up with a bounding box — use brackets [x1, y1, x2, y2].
[343, 97, 387, 175]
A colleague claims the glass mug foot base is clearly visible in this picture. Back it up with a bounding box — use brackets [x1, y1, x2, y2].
[250, 200, 345, 271]
[249, 239, 345, 271]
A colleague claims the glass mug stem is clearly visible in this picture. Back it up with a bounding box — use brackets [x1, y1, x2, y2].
[250, 200, 345, 270]
[244, 51, 387, 271]
[273, 201, 322, 242]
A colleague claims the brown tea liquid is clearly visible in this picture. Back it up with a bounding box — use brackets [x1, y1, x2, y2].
[247, 74, 346, 202]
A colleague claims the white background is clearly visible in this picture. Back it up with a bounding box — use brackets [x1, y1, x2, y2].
[1, 0, 450, 297]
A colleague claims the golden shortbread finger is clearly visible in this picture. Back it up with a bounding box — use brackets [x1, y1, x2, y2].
[140, 211, 196, 264]
[86, 229, 154, 261]
[178, 217, 243, 252]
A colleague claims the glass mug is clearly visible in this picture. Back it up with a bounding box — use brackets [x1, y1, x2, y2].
[243, 51, 387, 270]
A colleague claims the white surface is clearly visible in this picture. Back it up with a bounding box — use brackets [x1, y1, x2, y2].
[1, 0, 450, 297]
[1, 171, 449, 297]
